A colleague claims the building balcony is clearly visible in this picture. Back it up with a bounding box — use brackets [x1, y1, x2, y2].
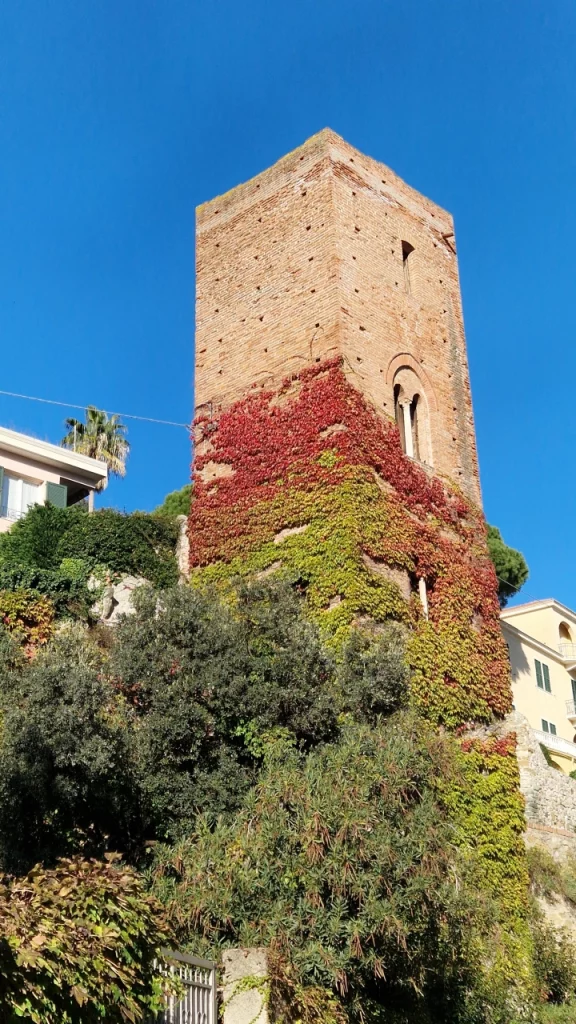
[535, 728, 576, 763]
[567, 701, 576, 725]
[559, 643, 576, 668]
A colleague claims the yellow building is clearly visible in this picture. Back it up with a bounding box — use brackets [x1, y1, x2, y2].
[501, 600, 576, 773]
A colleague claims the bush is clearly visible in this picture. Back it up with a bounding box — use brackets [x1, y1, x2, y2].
[337, 623, 409, 722]
[0, 589, 54, 650]
[57, 508, 180, 587]
[532, 914, 576, 1005]
[0, 504, 180, 589]
[0, 854, 173, 1023]
[112, 579, 338, 837]
[0, 632, 142, 873]
[152, 714, 502, 1023]
[0, 504, 76, 570]
[0, 563, 91, 620]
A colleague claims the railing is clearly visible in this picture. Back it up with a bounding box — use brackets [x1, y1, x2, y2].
[0, 505, 25, 522]
[567, 701, 576, 719]
[559, 643, 576, 661]
[535, 729, 576, 761]
[153, 950, 217, 1024]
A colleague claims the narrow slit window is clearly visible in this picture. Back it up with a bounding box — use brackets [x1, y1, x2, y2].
[402, 241, 415, 294]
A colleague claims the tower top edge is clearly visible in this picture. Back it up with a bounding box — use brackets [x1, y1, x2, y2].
[196, 128, 453, 230]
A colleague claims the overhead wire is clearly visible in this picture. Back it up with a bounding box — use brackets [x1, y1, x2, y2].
[0, 388, 191, 430]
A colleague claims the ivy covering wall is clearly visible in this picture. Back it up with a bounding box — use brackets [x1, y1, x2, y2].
[188, 357, 534, 1003]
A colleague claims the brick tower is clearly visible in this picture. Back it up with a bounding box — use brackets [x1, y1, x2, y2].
[189, 130, 532, 1003]
[195, 128, 480, 505]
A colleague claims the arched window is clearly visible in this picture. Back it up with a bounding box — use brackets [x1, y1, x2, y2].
[402, 241, 415, 294]
[560, 622, 573, 643]
[393, 368, 430, 464]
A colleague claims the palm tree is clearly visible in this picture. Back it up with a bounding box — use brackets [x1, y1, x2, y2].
[61, 406, 130, 491]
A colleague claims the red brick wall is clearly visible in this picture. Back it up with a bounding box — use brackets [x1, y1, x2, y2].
[195, 129, 481, 505]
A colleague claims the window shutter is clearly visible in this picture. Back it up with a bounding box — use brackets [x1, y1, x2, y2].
[535, 660, 544, 689]
[571, 678, 576, 704]
[550, 723, 557, 735]
[542, 719, 549, 733]
[543, 664, 551, 692]
[45, 482, 68, 509]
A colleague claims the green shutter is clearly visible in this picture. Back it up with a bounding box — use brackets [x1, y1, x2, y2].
[571, 678, 576, 704]
[46, 482, 68, 509]
[542, 719, 549, 732]
[535, 660, 544, 689]
[543, 663, 551, 693]
[550, 723, 557, 735]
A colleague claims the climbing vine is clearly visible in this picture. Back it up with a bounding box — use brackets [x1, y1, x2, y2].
[189, 359, 509, 726]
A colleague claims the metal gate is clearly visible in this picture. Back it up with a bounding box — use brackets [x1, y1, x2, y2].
[153, 950, 218, 1024]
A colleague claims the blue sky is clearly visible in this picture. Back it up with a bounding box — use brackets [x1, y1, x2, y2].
[0, 0, 574, 607]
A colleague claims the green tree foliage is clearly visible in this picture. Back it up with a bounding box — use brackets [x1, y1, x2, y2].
[0, 503, 179, 589]
[486, 524, 529, 607]
[112, 580, 339, 837]
[0, 581, 369, 869]
[152, 715, 507, 1024]
[0, 630, 141, 873]
[155, 483, 193, 517]
[0, 854, 173, 1023]
[336, 623, 409, 722]
[61, 406, 130, 489]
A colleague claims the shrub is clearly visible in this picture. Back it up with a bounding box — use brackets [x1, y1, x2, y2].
[337, 622, 409, 722]
[152, 714, 506, 1023]
[57, 508, 180, 587]
[532, 914, 576, 1005]
[0, 589, 54, 650]
[0, 854, 173, 1023]
[0, 504, 180, 589]
[0, 504, 76, 570]
[112, 579, 338, 837]
[0, 563, 91, 620]
[0, 633, 142, 873]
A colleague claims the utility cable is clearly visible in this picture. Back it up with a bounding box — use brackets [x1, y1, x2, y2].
[0, 388, 191, 430]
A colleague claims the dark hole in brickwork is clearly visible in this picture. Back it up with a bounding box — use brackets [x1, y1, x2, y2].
[309, 256, 314, 261]
[357, 356, 363, 363]
[311, 289, 316, 293]
[315, 357, 321, 362]
[352, 256, 356, 260]
[306, 225, 311, 230]
[259, 316, 264, 322]
[254, 255, 259, 260]
[258, 218, 262, 223]
[315, 322, 320, 327]
[218, 338, 222, 343]
[359, 326, 366, 332]
[355, 288, 359, 293]
[215, 308, 219, 313]
[302, 191, 307, 196]
[352, 191, 356, 196]
[355, 226, 360, 233]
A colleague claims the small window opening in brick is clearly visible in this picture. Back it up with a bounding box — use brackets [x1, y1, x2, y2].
[402, 241, 415, 294]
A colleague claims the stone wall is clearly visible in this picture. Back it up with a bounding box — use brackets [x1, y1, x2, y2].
[222, 948, 268, 1024]
[508, 710, 576, 858]
[195, 129, 480, 504]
